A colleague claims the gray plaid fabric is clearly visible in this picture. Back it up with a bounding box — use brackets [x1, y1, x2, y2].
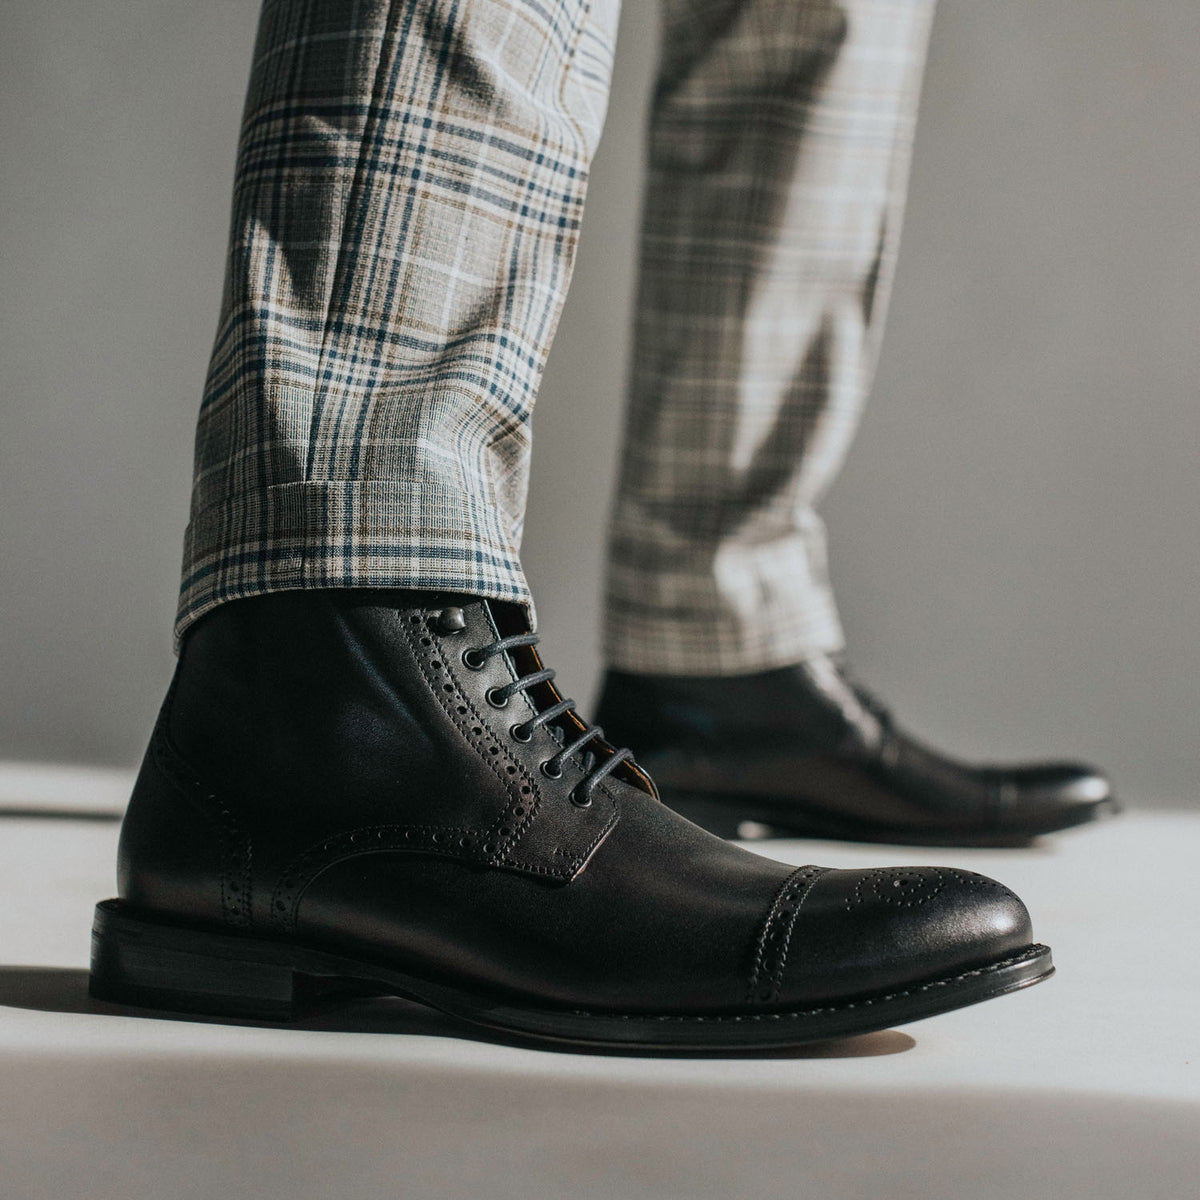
[178, 0, 935, 675]
[179, 0, 618, 641]
[605, 0, 936, 672]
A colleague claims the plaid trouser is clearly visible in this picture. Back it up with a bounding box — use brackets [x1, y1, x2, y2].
[179, 0, 935, 673]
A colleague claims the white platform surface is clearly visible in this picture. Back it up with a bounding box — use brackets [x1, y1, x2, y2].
[0, 787, 1196, 1200]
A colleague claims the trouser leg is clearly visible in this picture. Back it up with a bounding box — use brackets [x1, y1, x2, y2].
[178, 0, 620, 646]
[604, 0, 937, 674]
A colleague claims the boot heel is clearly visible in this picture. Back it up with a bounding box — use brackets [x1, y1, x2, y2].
[89, 900, 300, 1020]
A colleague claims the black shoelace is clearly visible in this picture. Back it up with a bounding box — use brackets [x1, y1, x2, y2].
[443, 611, 633, 808]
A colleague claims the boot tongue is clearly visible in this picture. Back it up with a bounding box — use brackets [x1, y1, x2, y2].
[484, 596, 534, 639]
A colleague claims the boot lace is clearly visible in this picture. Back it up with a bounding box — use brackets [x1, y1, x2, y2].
[445, 611, 633, 808]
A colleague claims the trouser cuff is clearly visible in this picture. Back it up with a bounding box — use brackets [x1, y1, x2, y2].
[176, 480, 531, 649]
[602, 537, 845, 676]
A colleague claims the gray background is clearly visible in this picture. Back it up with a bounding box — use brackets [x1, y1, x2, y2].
[1, 1, 1196, 807]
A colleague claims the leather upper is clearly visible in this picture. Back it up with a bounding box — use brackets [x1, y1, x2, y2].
[117, 591, 1034, 1015]
[595, 659, 1115, 839]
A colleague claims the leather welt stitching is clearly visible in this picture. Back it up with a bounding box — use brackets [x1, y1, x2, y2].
[596, 945, 1049, 1023]
[746, 866, 828, 1006]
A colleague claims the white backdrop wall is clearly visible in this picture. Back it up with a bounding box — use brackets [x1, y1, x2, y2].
[2, 2, 1197, 807]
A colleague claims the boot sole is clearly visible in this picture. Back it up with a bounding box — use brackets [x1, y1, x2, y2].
[89, 900, 1053, 1051]
[666, 791, 1120, 848]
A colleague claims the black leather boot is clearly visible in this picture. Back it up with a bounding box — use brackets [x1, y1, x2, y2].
[595, 657, 1117, 848]
[91, 591, 1053, 1049]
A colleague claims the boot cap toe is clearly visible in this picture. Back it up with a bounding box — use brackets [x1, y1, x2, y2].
[767, 865, 1034, 1008]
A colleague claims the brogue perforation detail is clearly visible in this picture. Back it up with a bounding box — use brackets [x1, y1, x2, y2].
[845, 867, 948, 912]
[747, 865, 828, 1005]
[403, 608, 542, 864]
[413, 604, 620, 879]
[266, 602, 623, 932]
[941, 868, 1018, 899]
[150, 717, 253, 931]
[499, 779, 620, 878]
[270, 822, 473, 934]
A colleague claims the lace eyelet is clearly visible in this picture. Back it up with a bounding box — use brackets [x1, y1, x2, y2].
[510, 722, 532, 743]
[569, 788, 593, 809]
[485, 687, 509, 709]
[461, 648, 487, 671]
[540, 759, 563, 780]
